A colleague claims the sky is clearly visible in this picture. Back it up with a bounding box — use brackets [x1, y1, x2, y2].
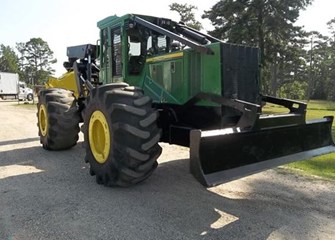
[0, 0, 334, 76]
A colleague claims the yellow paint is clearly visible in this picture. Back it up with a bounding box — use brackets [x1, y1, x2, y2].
[45, 71, 79, 98]
[38, 104, 48, 137]
[88, 110, 111, 164]
[146, 52, 183, 63]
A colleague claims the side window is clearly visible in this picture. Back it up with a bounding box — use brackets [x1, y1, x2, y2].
[128, 37, 141, 57]
[147, 35, 170, 55]
[127, 26, 147, 75]
[147, 36, 153, 55]
[157, 36, 167, 53]
[111, 28, 122, 77]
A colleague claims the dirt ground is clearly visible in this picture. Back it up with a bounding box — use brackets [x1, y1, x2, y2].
[0, 100, 334, 240]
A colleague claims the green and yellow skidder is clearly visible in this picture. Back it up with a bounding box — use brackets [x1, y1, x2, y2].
[37, 14, 335, 187]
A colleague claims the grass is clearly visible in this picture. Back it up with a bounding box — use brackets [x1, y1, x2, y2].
[263, 100, 335, 180]
[305, 100, 335, 111]
[287, 155, 335, 180]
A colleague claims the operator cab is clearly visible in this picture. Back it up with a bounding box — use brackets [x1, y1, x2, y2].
[97, 14, 206, 85]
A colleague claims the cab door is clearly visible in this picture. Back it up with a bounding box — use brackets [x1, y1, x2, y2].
[99, 26, 123, 84]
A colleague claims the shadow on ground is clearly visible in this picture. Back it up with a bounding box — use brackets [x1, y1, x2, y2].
[0, 142, 334, 240]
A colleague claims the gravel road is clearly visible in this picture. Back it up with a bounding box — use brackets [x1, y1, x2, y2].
[0, 100, 334, 240]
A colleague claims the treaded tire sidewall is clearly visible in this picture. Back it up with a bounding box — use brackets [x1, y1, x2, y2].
[37, 88, 80, 150]
[82, 84, 162, 187]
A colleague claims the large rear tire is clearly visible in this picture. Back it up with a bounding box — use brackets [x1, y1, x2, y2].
[37, 88, 81, 150]
[82, 84, 162, 187]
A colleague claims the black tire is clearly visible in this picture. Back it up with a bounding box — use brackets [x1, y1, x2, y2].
[82, 83, 162, 187]
[27, 93, 33, 101]
[37, 88, 81, 150]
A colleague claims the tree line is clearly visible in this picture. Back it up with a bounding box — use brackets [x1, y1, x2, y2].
[0, 38, 56, 86]
[1, 1, 334, 101]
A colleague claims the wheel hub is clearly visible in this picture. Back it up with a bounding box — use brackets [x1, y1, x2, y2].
[88, 110, 111, 164]
[38, 104, 48, 137]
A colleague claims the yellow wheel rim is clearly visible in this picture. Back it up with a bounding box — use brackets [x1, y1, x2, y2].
[38, 104, 48, 137]
[88, 110, 111, 164]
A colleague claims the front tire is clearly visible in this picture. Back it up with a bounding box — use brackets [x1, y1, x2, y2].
[27, 93, 33, 101]
[37, 88, 81, 150]
[82, 84, 162, 187]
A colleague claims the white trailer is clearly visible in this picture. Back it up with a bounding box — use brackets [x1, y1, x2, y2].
[0, 72, 19, 99]
[0, 72, 34, 101]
